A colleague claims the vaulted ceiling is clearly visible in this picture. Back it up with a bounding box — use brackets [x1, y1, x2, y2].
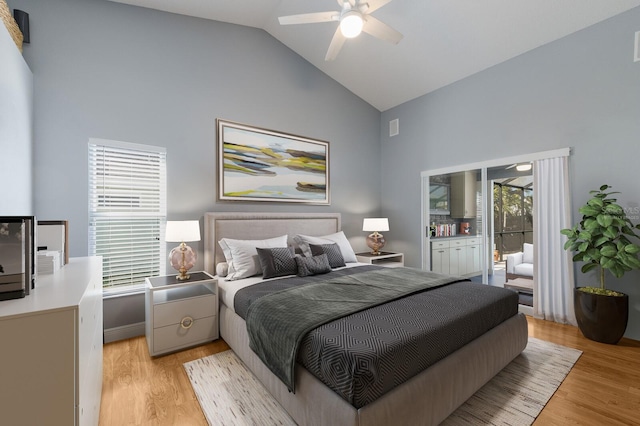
[106, 0, 640, 111]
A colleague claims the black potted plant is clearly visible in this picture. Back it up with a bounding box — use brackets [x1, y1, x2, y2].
[561, 184, 640, 344]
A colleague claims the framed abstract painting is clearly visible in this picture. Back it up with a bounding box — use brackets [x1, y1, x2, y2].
[217, 119, 330, 204]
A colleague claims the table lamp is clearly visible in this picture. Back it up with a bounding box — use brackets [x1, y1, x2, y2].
[363, 218, 389, 255]
[165, 220, 201, 280]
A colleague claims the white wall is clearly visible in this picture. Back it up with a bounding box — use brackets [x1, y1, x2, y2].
[0, 18, 33, 214]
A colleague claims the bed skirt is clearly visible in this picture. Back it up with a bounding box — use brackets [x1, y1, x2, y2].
[219, 304, 528, 426]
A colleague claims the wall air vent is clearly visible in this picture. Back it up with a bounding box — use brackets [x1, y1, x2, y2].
[389, 119, 399, 137]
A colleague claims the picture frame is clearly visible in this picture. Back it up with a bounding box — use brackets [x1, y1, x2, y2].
[217, 119, 330, 204]
[37, 220, 69, 265]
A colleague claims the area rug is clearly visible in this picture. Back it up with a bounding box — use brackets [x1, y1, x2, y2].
[184, 337, 581, 426]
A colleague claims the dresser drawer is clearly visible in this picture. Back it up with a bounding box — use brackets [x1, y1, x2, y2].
[466, 238, 480, 246]
[431, 240, 450, 249]
[153, 315, 217, 354]
[154, 294, 216, 328]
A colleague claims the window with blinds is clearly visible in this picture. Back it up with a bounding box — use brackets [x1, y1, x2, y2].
[88, 139, 167, 293]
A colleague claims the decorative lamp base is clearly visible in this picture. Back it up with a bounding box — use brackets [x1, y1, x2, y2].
[169, 243, 197, 281]
[366, 232, 386, 255]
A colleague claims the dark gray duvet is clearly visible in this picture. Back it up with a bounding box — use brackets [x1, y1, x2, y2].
[234, 266, 518, 409]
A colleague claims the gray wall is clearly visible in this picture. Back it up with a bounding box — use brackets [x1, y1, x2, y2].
[13, 0, 381, 331]
[380, 7, 640, 340]
[1, 17, 33, 215]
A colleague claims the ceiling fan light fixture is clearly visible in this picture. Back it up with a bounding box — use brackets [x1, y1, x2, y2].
[516, 163, 532, 172]
[340, 11, 363, 38]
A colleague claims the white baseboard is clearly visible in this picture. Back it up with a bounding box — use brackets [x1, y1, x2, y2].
[518, 304, 534, 316]
[103, 322, 145, 344]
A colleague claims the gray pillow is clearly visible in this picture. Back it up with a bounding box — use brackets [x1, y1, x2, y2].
[310, 243, 346, 268]
[295, 253, 331, 277]
[256, 247, 297, 279]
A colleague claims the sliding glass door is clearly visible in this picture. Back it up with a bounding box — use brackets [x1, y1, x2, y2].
[422, 156, 538, 287]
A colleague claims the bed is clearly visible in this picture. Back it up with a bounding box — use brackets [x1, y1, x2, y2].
[204, 212, 528, 426]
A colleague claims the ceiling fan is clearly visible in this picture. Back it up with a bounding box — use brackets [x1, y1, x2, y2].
[278, 0, 403, 61]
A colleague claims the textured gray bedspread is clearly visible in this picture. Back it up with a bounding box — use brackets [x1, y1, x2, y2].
[235, 266, 518, 408]
[245, 267, 464, 394]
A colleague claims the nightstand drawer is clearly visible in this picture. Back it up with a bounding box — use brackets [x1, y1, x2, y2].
[153, 315, 217, 354]
[154, 294, 216, 328]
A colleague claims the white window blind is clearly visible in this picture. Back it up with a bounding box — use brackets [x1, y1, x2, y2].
[88, 139, 167, 293]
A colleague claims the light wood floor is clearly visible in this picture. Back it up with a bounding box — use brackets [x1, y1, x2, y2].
[99, 317, 640, 425]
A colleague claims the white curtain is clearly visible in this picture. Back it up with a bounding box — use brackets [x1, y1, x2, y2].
[533, 156, 576, 325]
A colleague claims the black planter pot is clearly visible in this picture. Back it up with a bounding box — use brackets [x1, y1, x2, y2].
[574, 287, 629, 345]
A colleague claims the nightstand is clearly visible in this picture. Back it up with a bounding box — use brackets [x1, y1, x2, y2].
[356, 251, 404, 268]
[145, 271, 218, 357]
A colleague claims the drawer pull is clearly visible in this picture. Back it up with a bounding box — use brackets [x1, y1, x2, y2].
[180, 316, 194, 330]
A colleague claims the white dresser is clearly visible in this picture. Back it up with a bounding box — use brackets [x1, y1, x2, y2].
[0, 257, 103, 426]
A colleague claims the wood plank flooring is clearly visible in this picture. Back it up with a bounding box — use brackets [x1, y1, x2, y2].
[99, 317, 640, 425]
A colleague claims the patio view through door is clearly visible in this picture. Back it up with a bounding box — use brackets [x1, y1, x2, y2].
[422, 154, 547, 314]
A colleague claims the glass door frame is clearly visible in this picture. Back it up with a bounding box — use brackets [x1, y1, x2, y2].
[421, 148, 569, 284]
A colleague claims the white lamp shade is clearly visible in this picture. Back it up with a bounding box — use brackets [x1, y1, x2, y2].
[363, 218, 389, 232]
[165, 220, 201, 242]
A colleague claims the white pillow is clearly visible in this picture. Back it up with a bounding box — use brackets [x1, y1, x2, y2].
[522, 243, 534, 265]
[218, 235, 288, 280]
[294, 231, 357, 263]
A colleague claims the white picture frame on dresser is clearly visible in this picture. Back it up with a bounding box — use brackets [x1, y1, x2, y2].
[145, 271, 219, 357]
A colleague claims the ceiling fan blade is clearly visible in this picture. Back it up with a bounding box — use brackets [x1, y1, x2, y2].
[278, 11, 338, 25]
[362, 0, 393, 14]
[325, 26, 346, 61]
[362, 15, 403, 44]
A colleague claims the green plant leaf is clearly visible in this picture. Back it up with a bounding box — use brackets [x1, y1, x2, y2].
[600, 245, 617, 257]
[624, 255, 640, 269]
[603, 227, 618, 240]
[581, 263, 598, 273]
[578, 242, 590, 252]
[625, 244, 640, 254]
[578, 230, 592, 241]
[560, 228, 574, 237]
[583, 218, 600, 232]
[622, 226, 640, 237]
[601, 257, 617, 269]
[593, 236, 610, 247]
[587, 197, 604, 208]
[579, 205, 600, 217]
[604, 204, 624, 215]
[596, 214, 614, 228]
[599, 184, 610, 191]
[611, 264, 625, 278]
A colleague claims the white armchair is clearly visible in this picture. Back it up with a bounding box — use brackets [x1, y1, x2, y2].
[506, 243, 533, 281]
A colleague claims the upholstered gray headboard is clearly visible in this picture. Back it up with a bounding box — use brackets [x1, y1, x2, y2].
[204, 212, 341, 275]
